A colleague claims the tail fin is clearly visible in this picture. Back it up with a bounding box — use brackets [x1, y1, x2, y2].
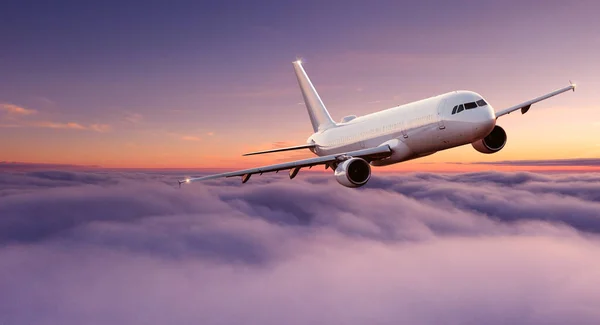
[292, 60, 336, 132]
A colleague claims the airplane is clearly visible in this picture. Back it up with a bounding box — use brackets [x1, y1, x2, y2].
[179, 59, 575, 188]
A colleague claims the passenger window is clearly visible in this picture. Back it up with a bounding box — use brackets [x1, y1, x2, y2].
[451, 105, 458, 114]
[476, 99, 487, 106]
[457, 104, 464, 113]
[464, 102, 477, 110]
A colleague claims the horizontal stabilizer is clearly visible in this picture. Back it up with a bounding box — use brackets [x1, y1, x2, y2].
[243, 143, 316, 156]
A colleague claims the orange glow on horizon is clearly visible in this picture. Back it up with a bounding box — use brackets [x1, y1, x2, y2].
[3, 157, 600, 175]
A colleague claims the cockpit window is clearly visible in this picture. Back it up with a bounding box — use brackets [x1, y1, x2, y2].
[453, 100, 487, 115]
[464, 102, 477, 110]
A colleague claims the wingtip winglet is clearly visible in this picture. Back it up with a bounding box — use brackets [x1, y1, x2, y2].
[570, 80, 576, 92]
[178, 178, 191, 187]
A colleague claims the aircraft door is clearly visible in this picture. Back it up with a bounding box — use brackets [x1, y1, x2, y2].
[437, 98, 446, 130]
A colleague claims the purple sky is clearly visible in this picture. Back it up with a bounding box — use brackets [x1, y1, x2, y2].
[1, 0, 599, 168]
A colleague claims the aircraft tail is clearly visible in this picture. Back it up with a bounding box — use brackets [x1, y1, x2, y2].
[292, 60, 336, 132]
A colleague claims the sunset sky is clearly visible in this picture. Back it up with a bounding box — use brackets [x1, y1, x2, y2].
[2, 2, 600, 322]
[1, 0, 599, 170]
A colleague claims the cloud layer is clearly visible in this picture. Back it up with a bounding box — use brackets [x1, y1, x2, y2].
[471, 158, 600, 167]
[1, 170, 600, 325]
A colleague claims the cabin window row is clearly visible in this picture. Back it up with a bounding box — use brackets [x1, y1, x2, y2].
[451, 99, 487, 115]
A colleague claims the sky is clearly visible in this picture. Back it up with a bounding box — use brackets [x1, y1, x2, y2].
[1, 0, 599, 169]
[2, 169, 600, 324]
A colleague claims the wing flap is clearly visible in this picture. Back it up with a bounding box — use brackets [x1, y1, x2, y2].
[179, 145, 392, 185]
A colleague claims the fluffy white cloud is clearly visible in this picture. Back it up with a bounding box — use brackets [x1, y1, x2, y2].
[1, 170, 599, 325]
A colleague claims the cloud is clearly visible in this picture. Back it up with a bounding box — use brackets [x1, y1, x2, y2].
[34, 97, 55, 106]
[0, 103, 37, 116]
[123, 112, 143, 124]
[0, 104, 109, 132]
[89, 123, 111, 132]
[180, 135, 201, 141]
[471, 158, 600, 167]
[34, 121, 87, 130]
[1, 171, 600, 324]
[23, 121, 110, 132]
[37, 121, 85, 129]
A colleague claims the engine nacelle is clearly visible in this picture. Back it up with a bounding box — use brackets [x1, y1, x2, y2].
[334, 157, 371, 188]
[472, 125, 507, 154]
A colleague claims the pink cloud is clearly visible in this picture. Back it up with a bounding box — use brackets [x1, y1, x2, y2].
[180, 135, 201, 141]
[21, 121, 111, 132]
[0, 104, 110, 132]
[0, 103, 37, 116]
[123, 113, 143, 124]
[35, 121, 87, 130]
[1, 171, 600, 324]
[89, 124, 111, 132]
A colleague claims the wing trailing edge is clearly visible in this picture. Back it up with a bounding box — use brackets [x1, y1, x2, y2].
[179, 145, 392, 185]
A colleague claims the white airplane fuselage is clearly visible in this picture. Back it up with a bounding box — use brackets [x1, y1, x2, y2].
[179, 59, 574, 188]
[308, 91, 496, 166]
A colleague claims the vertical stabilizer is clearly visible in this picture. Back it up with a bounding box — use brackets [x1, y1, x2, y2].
[292, 60, 336, 132]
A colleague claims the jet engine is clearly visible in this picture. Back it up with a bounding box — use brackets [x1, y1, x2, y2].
[472, 125, 507, 154]
[334, 157, 371, 188]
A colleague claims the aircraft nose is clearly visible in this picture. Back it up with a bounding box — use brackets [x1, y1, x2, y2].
[474, 104, 496, 137]
[487, 103, 496, 120]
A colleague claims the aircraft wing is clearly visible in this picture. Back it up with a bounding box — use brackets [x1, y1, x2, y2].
[495, 83, 575, 118]
[179, 145, 392, 186]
